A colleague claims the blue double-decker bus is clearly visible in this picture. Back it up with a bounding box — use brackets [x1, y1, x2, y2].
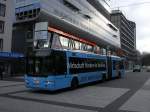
[25, 49, 125, 91]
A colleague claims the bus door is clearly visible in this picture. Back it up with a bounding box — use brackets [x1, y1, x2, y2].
[107, 56, 112, 79]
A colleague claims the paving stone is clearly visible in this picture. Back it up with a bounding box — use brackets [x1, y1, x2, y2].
[12, 86, 129, 108]
[120, 90, 150, 112]
[0, 97, 95, 112]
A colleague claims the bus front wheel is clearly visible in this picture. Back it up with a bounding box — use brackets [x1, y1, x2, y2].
[71, 78, 79, 89]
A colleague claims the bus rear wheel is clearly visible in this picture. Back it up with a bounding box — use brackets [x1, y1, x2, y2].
[102, 74, 106, 81]
[71, 78, 79, 90]
[118, 72, 121, 78]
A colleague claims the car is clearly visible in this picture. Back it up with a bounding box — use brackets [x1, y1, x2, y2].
[133, 65, 141, 72]
[146, 66, 150, 72]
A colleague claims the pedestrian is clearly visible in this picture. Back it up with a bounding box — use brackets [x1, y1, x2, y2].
[0, 66, 3, 80]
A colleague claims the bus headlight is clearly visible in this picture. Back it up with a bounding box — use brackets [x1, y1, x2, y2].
[45, 80, 54, 85]
[25, 79, 29, 84]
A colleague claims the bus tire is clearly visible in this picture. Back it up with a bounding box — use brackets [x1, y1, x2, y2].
[102, 74, 106, 81]
[71, 78, 79, 89]
[118, 72, 121, 78]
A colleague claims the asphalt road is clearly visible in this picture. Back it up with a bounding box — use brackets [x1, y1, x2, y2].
[0, 72, 150, 112]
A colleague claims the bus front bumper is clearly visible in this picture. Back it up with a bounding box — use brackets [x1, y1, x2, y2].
[25, 76, 56, 91]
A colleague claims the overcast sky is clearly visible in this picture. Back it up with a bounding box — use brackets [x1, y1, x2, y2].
[110, 0, 150, 53]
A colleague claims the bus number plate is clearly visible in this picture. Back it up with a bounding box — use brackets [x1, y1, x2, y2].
[34, 80, 40, 85]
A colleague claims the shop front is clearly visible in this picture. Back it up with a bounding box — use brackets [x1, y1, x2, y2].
[0, 52, 25, 77]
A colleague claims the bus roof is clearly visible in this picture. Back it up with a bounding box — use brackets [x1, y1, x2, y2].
[35, 49, 123, 60]
[110, 55, 124, 60]
[60, 49, 122, 60]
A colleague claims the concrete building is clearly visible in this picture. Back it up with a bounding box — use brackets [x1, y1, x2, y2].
[111, 10, 136, 69]
[0, 0, 14, 52]
[12, 0, 120, 56]
[0, 0, 24, 77]
[87, 0, 111, 20]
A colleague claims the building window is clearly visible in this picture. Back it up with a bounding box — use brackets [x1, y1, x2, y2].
[0, 3, 6, 17]
[16, 0, 25, 3]
[0, 21, 5, 33]
[60, 36, 69, 48]
[63, 0, 80, 13]
[0, 39, 3, 51]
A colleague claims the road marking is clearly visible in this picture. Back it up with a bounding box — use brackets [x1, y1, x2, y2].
[11, 86, 129, 108]
[120, 90, 150, 112]
[120, 78, 150, 112]
[0, 85, 27, 95]
[0, 96, 96, 112]
[0, 81, 23, 87]
[0, 84, 24, 89]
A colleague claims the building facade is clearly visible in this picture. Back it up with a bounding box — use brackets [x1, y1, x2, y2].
[87, 0, 111, 20]
[0, 0, 14, 52]
[111, 10, 136, 68]
[0, 0, 24, 77]
[13, 0, 120, 56]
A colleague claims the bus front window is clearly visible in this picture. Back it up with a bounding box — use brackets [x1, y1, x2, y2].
[35, 60, 41, 74]
[26, 51, 67, 77]
[27, 56, 55, 76]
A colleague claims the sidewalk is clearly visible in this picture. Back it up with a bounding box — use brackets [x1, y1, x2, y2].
[2, 76, 24, 82]
[125, 70, 133, 73]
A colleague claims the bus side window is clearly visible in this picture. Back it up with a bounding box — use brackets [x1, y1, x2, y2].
[54, 51, 67, 75]
[69, 57, 107, 74]
[119, 61, 124, 69]
[113, 61, 116, 70]
[113, 61, 119, 70]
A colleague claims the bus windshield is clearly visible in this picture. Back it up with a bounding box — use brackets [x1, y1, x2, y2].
[26, 51, 67, 77]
